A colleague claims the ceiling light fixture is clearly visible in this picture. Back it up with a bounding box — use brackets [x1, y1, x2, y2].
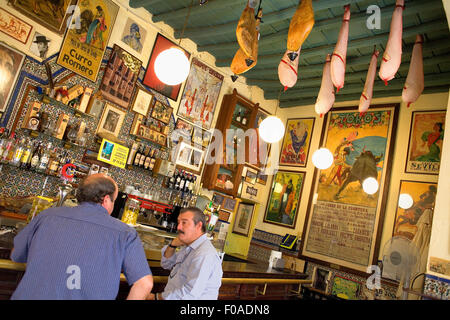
[312, 148, 333, 170]
[259, 88, 285, 143]
[154, 0, 193, 86]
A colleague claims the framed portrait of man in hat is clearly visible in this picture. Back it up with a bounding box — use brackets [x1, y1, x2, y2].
[29, 32, 51, 59]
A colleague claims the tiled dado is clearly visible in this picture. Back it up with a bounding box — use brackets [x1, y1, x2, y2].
[247, 229, 300, 263]
[424, 274, 450, 300]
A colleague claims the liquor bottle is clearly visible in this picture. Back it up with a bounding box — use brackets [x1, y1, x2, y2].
[143, 146, 152, 170]
[149, 149, 157, 171]
[37, 142, 51, 173]
[174, 169, 181, 190]
[241, 112, 248, 126]
[235, 110, 241, 123]
[139, 146, 148, 168]
[20, 138, 33, 169]
[183, 173, 191, 193]
[2, 132, 16, 164]
[0, 128, 8, 160]
[11, 137, 26, 167]
[47, 148, 60, 176]
[127, 142, 139, 166]
[30, 142, 41, 171]
[179, 170, 186, 192]
[133, 144, 143, 167]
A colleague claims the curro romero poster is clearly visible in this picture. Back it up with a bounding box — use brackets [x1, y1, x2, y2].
[57, 0, 119, 82]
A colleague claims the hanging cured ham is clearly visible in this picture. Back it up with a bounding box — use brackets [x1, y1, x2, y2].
[379, 0, 405, 85]
[402, 35, 424, 107]
[278, 47, 301, 90]
[231, 8, 263, 76]
[286, 0, 315, 61]
[358, 47, 379, 115]
[236, 1, 258, 60]
[315, 54, 335, 117]
[330, 4, 351, 93]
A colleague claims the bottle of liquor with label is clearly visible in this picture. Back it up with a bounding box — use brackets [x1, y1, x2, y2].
[133, 144, 143, 167]
[168, 169, 176, 189]
[1, 132, 16, 164]
[11, 137, 26, 167]
[144, 146, 152, 170]
[20, 138, 33, 169]
[235, 110, 241, 123]
[30, 142, 41, 171]
[179, 170, 186, 192]
[241, 111, 248, 126]
[47, 148, 60, 176]
[127, 141, 139, 167]
[139, 146, 148, 168]
[174, 169, 181, 190]
[37, 142, 51, 173]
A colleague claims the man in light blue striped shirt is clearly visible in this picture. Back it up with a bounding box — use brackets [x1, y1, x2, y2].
[10, 174, 153, 300]
[149, 207, 223, 300]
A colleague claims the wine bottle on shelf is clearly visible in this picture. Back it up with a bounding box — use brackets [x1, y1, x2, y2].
[139, 146, 148, 168]
[149, 148, 157, 171]
[144, 146, 152, 170]
[133, 144, 143, 167]
[127, 142, 139, 167]
[30, 142, 41, 171]
[1, 132, 16, 164]
[235, 110, 241, 123]
[179, 170, 186, 192]
[20, 138, 33, 169]
[37, 142, 51, 173]
[183, 173, 191, 193]
[168, 169, 176, 189]
[174, 169, 181, 190]
[47, 148, 60, 176]
[241, 112, 248, 126]
[11, 137, 26, 167]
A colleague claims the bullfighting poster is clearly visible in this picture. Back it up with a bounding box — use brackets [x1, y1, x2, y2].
[177, 58, 224, 130]
[57, 0, 119, 82]
[279, 118, 315, 167]
[406, 110, 446, 175]
[301, 105, 398, 273]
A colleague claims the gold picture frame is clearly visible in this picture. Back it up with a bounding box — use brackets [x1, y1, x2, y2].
[96, 103, 126, 138]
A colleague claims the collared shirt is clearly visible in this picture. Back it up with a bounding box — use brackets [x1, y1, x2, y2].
[160, 233, 223, 300]
[11, 202, 151, 300]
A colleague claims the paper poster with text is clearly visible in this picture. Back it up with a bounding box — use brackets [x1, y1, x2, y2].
[98, 139, 129, 169]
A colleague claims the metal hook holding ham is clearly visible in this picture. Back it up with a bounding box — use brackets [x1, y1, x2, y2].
[379, 0, 405, 85]
[231, 7, 263, 77]
[315, 54, 335, 117]
[331, 4, 351, 93]
[359, 47, 380, 115]
[402, 34, 424, 108]
[286, 0, 315, 61]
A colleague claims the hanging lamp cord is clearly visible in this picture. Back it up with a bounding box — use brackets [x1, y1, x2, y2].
[179, 0, 195, 46]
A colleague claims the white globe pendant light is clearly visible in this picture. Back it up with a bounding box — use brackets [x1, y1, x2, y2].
[259, 116, 285, 143]
[312, 148, 333, 169]
[362, 177, 379, 195]
[398, 193, 413, 209]
[154, 47, 190, 86]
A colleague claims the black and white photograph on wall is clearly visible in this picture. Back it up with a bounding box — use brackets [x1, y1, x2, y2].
[29, 32, 50, 59]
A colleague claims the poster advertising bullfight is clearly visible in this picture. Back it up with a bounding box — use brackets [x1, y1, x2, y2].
[301, 105, 398, 273]
[57, 0, 119, 82]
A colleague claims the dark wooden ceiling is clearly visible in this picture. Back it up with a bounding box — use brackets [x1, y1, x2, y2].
[129, 0, 450, 108]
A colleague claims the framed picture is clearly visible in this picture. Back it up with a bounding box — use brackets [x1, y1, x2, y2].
[96, 103, 126, 138]
[0, 8, 32, 44]
[120, 17, 147, 55]
[232, 202, 255, 237]
[137, 124, 167, 147]
[151, 99, 173, 124]
[11, 0, 75, 35]
[393, 180, 437, 241]
[223, 197, 237, 212]
[300, 104, 398, 273]
[312, 267, 331, 293]
[174, 118, 194, 143]
[405, 110, 446, 175]
[244, 167, 257, 185]
[0, 42, 26, 113]
[57, 0, 119, 82]
[215, 166, 235, 191]
[264, 170, 306, 229]
[29, 32, 51, 60]
[212, 193, 225, 207]
[174, 141, 205, 174]
[131, 87, 153, 116]
[256, 171, 269, 185]
[178, 58, 224, 129]
[143, 33, 190, 101]
[218, 210, 231, 222]
[279, 118, 315, 167]
[331, 275, 361, 299]
[86, 94, 105, 119]
[100, 44, 142, 109]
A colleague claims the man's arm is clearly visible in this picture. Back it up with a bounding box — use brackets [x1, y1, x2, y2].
[127, 275, 153, 300]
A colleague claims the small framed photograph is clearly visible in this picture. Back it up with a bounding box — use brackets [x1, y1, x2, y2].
[86, 95, 105, 119]
[192, 126, 203, 146]
[174, 141, 205, 174]
[212, 193, 225, 207]
[0, 7, 33, 44]
[244, 167, 257, 185]
[232, 202, 255, 237]
[173, 118, 194, 143]
[96, 103, 126, 138]
[215, 167, 235, 191]
[131, 87, 153, 116]
[29, 32, 51, 59]
[120, 17, 147, 55]
[151, 99, 173, 124]
[223, 197, 237, 212]
[312, 267, 332, 293]
[256, 171, 269, 185]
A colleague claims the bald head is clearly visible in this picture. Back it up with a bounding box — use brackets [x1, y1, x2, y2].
[76, 174, 118, 213]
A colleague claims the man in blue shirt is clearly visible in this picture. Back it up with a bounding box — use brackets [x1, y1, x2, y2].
[148, 207, 223, 300]
[10, 173, 153, 300]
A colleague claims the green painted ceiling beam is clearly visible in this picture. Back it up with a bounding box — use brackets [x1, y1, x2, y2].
[198, 0, 439, 54]
[129, 0, 165, 8]
[174, 0, 362, 40]
[215, 19, 448, 67]
[279, 85, 450, 108]
[268, 72, 450, 101]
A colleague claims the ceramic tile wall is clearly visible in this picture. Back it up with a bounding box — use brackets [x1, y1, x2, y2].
[424, 274, 450, 300]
